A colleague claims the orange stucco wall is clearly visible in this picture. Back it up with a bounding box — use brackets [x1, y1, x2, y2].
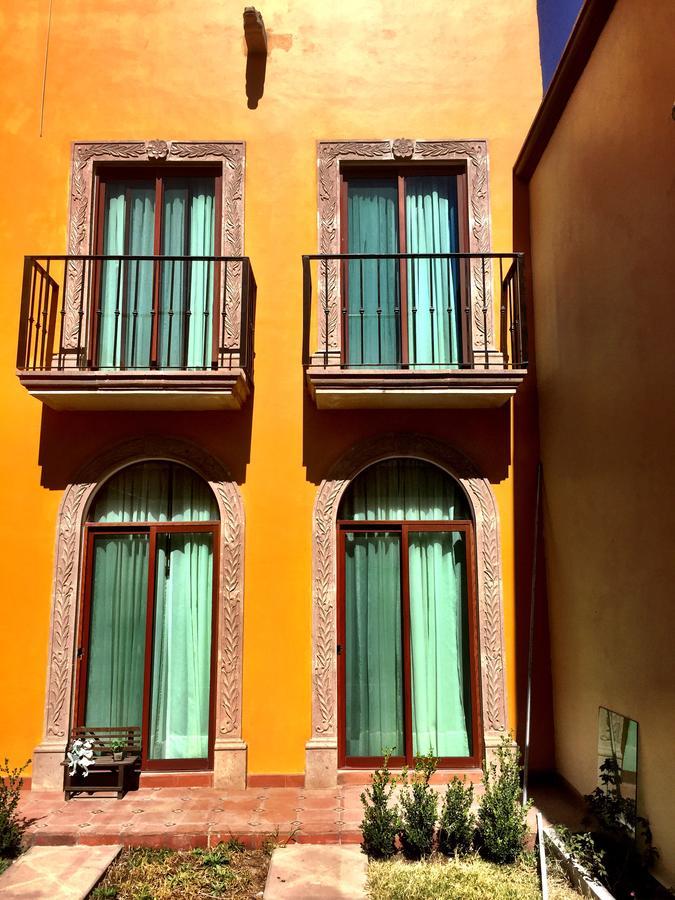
[529, 0, 675, 884]
[0, 0, 543, 776]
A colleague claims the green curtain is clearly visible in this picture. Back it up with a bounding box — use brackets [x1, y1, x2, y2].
[149, 532, 213, 760]
[341, 459, 472, 760]
[345, 532, 404, 757]
[340, 458, 470, 521]
[405, 176, 461, 367]
[99, 182, 155, 369]
[409, 531, 471, 757]
[91, 461, 218, 523]
[84, 534, 148, 729]
[347, 180, 399, 366]
[160, 178, 215, 368]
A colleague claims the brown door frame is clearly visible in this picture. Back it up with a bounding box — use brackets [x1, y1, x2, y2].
[89, 165, 221, 371]
[337, 519, 482, 769]
[339, 164, 471, 368]
[74, 519, 220, 772]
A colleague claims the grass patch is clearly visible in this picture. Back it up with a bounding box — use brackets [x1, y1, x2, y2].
[367, 853, 582, 900]
[0, 856, 12, 877]
[89, 839, 271, 900]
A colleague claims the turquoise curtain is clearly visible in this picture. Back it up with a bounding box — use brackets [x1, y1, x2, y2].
[160, 178, 215, 368]
[91, 461, 218, 523]
[149, 532, 213, 760]
[340, 458, 470, 521]
[84, 534, 148, 729]
[99, 182, 155, 368]
[409, 531, 471, 757]
[347, 180, 399, 366]
[405, 176, 461, 367]
[345, 532, 404, 757]
[341, 459, 472, 760]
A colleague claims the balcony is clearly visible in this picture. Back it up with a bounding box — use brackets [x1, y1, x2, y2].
[303, 252, 527, 409]
[16, 255, 256, 410]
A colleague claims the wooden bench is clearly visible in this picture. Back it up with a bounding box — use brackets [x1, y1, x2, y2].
[62, 726, 142, 800]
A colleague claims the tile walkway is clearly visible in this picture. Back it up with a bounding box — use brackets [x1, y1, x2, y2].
[0, 844, 121, 899]
[264, 844, 367, 899]
[19, 785, 395, 849]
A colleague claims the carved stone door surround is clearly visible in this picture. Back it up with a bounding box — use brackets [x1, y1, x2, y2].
[31, 437, 247, 790]
[305, 433, 509, 787]
[61, 140, 245, 362]
[314, 139, 499, 367]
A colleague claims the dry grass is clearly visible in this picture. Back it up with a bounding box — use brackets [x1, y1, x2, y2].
[367, 853, 582, 900]
[89, 839, 271, 900]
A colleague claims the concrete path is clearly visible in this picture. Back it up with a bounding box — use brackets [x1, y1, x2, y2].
[0, 844, 121, 899]
[264, 844, 367, 899]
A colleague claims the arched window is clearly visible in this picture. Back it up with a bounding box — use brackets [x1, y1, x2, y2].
[77, 461, 219, 770]
[338, 458, 480, 768]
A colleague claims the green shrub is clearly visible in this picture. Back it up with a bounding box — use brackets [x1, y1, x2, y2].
[360, 753, 400, 859]
[555, 825, 607, 885]
[0, 758, 30, 859]
[398, 754, 438, 860]
[438, 776, 475, 856]
[477, 737, 530, 864]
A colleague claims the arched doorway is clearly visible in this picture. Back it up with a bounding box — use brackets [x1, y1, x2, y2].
[337, 458, 481, 768]
[76, 460, 219, 770]
[31, 437, 246, 790]
[306, 433, 509, 788]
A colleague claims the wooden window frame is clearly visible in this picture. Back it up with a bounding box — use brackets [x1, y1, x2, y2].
[74, 517, 221, 772]
[339, 164, 471, 368]
[336, 519, 482, 769]
[88, 164, 223, 371]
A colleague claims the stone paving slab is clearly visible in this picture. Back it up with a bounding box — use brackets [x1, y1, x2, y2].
[0, 844, 121, 899]
[264, 844, 367, 899]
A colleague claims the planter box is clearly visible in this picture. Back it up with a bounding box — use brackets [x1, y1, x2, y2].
[544, 827, 614, 900]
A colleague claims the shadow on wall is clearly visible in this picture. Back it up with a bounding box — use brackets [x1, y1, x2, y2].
[36, 401, 254, 490]
[301, 391, 512, 486]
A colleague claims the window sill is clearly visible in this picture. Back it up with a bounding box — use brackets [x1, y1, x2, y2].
[17, 368, 250, 411]
[306, 366, 525, 409]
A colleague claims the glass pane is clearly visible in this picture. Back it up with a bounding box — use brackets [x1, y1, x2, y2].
[160, 177, 215, 369]
[347, 179, 400, 367]
[409, 530, 472, 757]
[98, 181, 155, 369]
[91, 461, 218, 523]
[340, 458, 471, 521]
[345, 531, 404, 757]
[149, 532, 213, 760]
[405, 175, 461, 367]
[85, 534, 149, 730]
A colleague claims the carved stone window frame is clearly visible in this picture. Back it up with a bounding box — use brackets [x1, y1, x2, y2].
[61, 140, 245, 358]
[315, 139, 496, 365]
[31, 437, 247, 790]
[305, 433, 509, 787]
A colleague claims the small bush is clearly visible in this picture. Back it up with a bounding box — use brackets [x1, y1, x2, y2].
[360, 753, 400, 860]
[555, 825, 607, 885]
[398, 753, 438, 860]
[477, 737, 530, 864]
[0, 757, 30, 859]
[438, 776, 475, 856]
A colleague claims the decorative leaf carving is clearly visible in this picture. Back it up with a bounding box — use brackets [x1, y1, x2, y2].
[64, 141, 245, 354]
[315, 140, 493, 358]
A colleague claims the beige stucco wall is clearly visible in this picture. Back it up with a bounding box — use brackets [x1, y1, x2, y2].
[529, 0, 675, 885]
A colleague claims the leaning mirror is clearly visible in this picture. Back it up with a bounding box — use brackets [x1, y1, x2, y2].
[596, 706, 639, 836]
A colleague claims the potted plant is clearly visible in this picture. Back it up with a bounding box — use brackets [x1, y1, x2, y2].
[110, 739, 125, 762]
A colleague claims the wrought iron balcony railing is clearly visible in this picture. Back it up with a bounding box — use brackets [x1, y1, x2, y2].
[302, 252, 526, 371]
[17, 255, 256, 380]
